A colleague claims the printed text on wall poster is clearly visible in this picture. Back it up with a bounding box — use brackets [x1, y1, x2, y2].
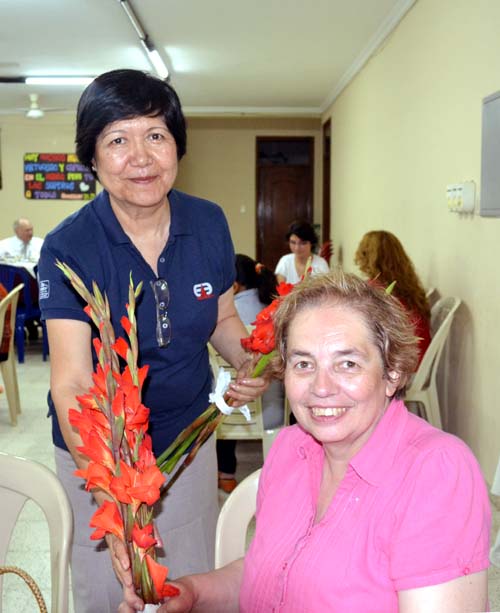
[24, 153, 96, 200]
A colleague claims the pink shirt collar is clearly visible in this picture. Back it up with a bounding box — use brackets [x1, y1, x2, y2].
[295, 397, 409, 487]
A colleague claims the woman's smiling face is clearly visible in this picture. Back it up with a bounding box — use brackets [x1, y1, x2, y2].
[93, 115, 178, 213]
[284, 303, 398, 460]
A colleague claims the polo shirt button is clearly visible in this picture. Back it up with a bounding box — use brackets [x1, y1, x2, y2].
[159, 257, 165, 263]
[463, 567, 470, 575]
[282, 562, 287, 570]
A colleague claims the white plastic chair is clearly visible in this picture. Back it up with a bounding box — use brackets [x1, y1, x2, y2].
[209, 333, 280, 458]
[215, 468, 261, 568]
[0, 452, 73, 613]
[425, 287, 439, 308]
[404, 296, 461, 429]
[0, 284, 24, 425]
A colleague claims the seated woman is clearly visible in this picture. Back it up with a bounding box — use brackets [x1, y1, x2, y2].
[275, 220, 329, 284]
[149, 270, 490, 613]
[355, 230, 431, 365]
[217, 254, 284, 493]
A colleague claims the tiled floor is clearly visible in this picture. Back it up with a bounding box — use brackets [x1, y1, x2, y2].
[0, 340, 499, 612]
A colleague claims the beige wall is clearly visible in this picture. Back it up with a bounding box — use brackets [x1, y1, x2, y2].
[176, 117, 322, 257]
[0, 116, 86, 237]
[0, 116, 322, 258]
[323, 0, 499, 482]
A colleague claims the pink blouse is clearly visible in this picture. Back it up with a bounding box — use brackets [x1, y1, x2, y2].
[239, 399, 491, 612]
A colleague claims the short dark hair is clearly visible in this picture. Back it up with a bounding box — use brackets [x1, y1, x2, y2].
[75, 69, 187, 176]
[235, 254, 278, 305]
[285, 220, 319, 248]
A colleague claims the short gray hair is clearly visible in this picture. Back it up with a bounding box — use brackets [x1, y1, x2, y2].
[273, 268, 419, 398]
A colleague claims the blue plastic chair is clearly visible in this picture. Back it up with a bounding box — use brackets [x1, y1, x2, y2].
[0, 263, 47, 363]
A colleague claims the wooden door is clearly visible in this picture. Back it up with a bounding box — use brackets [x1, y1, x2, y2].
[256, 138, 313, 271]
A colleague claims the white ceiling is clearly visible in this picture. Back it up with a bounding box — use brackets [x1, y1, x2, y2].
[0, 0, 415, 118]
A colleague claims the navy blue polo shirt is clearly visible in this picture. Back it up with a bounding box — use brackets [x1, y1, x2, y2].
[38, 189, 235, 456]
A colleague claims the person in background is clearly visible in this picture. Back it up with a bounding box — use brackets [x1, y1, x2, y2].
[152, 270, 490, 613]
[38, 69, 267, 613]
[354, 230, 431, 365]
[0, 218, 44, 262]
[275, 219, 329, 284]
[217, 254, 284, 494]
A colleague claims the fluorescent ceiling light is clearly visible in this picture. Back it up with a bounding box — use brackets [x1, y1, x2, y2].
[119, 0, 169, 79]
[25, 77, 94, 86]
[140, 43, 169, 80]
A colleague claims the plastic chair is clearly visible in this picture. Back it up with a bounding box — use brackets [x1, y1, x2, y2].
[0, 264, 46, 363]
[0, 451, 73, 613]
[404, 296, 461, 429]
[215, 468, 261, 568]
[425, 287, 439, 308]
[0, 285, 24, 425]
[209, 340, 279, 458]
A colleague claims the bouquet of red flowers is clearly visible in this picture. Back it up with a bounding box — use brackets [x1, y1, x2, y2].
[58, 262, 179, 605]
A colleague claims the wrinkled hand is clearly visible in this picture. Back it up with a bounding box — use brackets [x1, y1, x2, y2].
[106, 533, 144, 612]
[157, 579, 196, 612]
[227, 359, 270, 407]
[118, 579, 195, 613]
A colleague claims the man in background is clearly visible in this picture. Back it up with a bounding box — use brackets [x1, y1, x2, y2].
[0, 218, 44, 262]
[0, 218, 44, 340]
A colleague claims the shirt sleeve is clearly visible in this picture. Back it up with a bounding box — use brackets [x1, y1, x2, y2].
[37, 240, 90, 323]
[313, 255, 330, 274]
[388, 441, 491, 591]
[274, 255, 287, 278]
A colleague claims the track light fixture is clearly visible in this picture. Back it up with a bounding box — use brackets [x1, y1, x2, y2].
[117, 0, 169, 79]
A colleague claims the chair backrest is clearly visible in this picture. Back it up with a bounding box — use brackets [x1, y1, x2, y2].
[0, 264, 40, 321]
[425, 287, 439, 308]
[0, 284, 23, 356]
[409, 296, 461, 392]
[0, 452, 73, 613]
[215, 468, 261, 568]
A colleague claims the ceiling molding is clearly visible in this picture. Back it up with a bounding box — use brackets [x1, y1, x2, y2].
[320, 0, 417, 113]
[183, 106, 322, 118]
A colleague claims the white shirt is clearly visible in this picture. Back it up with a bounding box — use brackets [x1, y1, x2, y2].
[274, 253, 329, 284]
[0, 235, 44, 262]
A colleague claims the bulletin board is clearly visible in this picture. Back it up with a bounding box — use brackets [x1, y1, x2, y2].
[24, 153, 96, 201]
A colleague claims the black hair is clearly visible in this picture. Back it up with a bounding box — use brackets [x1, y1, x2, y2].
[235, 254, 278, 306]
[285, 220, 319, 249]
[75, 69, 187, 177]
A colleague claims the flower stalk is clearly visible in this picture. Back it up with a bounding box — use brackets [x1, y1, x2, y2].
[57, 261, 178, 604]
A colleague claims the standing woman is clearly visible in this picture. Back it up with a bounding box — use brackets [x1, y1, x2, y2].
[38, 69, 266, 613]
[275, 220, 329, 284]
[355, 230, 431, 365]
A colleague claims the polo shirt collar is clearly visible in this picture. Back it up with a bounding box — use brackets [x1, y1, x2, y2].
[93, 189, 193, 246]
[350, 397, 409, 487]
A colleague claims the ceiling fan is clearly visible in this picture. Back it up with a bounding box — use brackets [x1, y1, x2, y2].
[0, 93, 67, 119]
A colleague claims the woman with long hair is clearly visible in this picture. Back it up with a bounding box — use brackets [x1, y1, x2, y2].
[354, 230, 431, 364]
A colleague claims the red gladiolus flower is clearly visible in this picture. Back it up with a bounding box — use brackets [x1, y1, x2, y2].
[145, 555, 180, 599]
[128, 464, 165, 506]
[75, 462, 113, 495]
[112, 337, 130, 360]
[121, 315, 132, 335]
[276, 281, 294, 297]
[69, 406, 111, 440]
[110, 460, 165, 511]
[77, 429, 115, 471]
[132, 523, 157, 550]
[89, 500, 124, 541]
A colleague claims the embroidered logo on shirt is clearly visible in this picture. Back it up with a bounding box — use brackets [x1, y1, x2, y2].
[193, 282, 214, 300]
[39, 280, 50, 300]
